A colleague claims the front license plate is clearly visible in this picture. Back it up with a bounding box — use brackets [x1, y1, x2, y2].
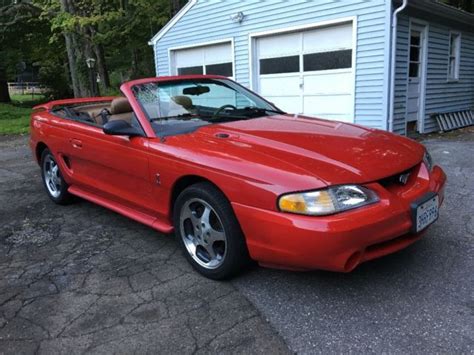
[412, 194, 439, 233]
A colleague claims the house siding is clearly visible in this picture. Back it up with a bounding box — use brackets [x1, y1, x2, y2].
[392, 15, 410, 135]
[424, 25, 474, 132]
[393, 14, 474, 134]
[154, 0, 390, 129]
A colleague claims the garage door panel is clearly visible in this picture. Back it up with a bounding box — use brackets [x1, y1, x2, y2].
[203, 43, 232, 64]
[174, 47, 204, 68]
[259, 76, 301, 96]
[258, 32, 301, 58]
[303, 23, 352, 53]
[303, 95, 352, 117]
[303, 71, 352, 94]
[265, 96, 302, 114]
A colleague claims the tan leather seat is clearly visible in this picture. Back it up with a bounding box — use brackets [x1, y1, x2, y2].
[167, 95, 195, 117]
[109, 97, 133, 123]
[172, 95, 193, 110]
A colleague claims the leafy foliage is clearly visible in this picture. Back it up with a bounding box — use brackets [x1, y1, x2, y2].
[0, 0, 175, 101]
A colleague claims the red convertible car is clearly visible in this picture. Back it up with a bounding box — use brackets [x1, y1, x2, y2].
[30, 75, 446, 279]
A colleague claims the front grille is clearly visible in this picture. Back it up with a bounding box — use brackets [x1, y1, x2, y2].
[379, 166, 416, 188]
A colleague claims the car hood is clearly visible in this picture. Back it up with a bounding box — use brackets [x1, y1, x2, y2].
[163, 115, 424, 188]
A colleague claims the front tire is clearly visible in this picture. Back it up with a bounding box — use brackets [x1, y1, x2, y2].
[40, 148, 73, 205]
[173, 182, 250, 280]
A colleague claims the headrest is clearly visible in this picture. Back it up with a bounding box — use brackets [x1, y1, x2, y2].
[172, 96, 193, 109]
[111, 97, 132, 115]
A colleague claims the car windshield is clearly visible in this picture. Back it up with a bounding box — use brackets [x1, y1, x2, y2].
[131, 78, 285, 136]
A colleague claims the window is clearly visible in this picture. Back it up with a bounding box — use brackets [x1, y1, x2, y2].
[409, 31, 422, 78]
[448, 32, 461, 80]
[177, 66, 203, 75]
[259, 56, 300, 75]
[303, 49, 352, 71]
[177, 63, 233, 77]
[206, 62, 233, 76]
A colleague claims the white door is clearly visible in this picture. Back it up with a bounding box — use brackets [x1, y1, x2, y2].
[171, 42, 233, 78]
[255, 23, 354, 122]
[407, 25, 426, 123]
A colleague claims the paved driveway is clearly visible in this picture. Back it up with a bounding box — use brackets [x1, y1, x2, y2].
[0, 136, 288, 354]
[0, 131, 473, 354]
[234, 131, 474, 353]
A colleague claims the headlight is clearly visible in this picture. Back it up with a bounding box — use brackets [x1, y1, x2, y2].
[423, 150, 433, 171]
[278, 185, 379, 216]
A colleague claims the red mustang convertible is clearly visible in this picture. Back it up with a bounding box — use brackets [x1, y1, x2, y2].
[30, 75, 446, 279]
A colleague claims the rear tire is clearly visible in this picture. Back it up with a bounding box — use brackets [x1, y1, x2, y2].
[173, 182, 250, 280]
[40, 148, 73, 205]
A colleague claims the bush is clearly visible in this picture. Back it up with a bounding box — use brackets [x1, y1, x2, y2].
[38, 61, 72, 100]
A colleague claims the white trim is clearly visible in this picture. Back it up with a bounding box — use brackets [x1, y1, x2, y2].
[248, 16, 356, 39]
[148, 0, 197, 45]
[167, 38, 235, 77]
[351, 16, 358, 126]
[406, 18, 429, 134]
[248, 16, 357, 122]
[382, 0, 392, 131]
[447, 31, 461, 82]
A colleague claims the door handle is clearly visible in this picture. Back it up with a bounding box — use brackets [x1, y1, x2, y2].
[70, 139, 82, 149]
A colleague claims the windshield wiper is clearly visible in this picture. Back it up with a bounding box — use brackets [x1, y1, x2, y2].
[150, 113, 194, 121]
[243, 107, 286, 115]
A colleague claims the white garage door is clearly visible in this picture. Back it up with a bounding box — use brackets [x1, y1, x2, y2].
[171, 42, 233, 78]
[256, 23, 354, 122]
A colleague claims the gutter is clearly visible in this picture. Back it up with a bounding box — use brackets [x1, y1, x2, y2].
[387, 0, 408, 132]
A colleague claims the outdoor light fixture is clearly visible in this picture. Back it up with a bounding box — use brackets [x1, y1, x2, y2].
[85, 57, 98, 96]
[230, 11, 245, 23]
[85, 57, 96, 69]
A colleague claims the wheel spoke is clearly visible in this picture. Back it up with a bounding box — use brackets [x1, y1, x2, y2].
[204, 244, 216, 260]
[208, 228, 225, 243]
[182, 208, 200, 230]
[200, 206, 211, 226]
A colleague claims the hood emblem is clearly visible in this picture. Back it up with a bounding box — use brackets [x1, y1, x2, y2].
[398, 172, 410, 185]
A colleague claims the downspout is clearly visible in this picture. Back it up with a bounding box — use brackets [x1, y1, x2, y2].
[388, 0, 408, 132]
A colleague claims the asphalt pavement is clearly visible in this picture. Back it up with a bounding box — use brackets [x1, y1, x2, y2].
[233, 131, 474, 353]
[0, 131, 473, 354]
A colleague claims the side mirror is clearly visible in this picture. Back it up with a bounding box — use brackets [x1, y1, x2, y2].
[103, 120, 144, 137]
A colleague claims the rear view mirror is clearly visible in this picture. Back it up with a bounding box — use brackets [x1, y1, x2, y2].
[103, 120, 143, 137]
[183, 85, 210, 96]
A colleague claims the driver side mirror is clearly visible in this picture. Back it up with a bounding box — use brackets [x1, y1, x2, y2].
[103, 120, 144, 137]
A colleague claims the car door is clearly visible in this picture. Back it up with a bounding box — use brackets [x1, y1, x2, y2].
[60, 119, 157, 216]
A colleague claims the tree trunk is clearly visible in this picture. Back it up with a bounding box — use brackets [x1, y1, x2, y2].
[60, 0, 81, 97]
[0, 57, 10, 103]
[0, 79, 11, 103]
[93, 44, 110, 89]
[131, 48, 140, 78]
[63, 32, 81, 98]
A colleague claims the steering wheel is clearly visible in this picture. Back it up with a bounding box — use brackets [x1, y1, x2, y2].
[212, 104, 237, 119]
[99, 108, 111, 125]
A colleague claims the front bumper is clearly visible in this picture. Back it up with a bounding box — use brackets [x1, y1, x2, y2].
[232, 164, 446, 272]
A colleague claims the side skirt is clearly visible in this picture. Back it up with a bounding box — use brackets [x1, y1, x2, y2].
[68, 186, 174, 234]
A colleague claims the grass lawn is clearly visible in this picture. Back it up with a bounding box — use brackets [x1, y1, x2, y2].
[0, 94, 46, 135]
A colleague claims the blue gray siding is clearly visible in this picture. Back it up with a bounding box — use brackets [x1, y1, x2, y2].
[392, 15, 410, 135]
[424, 25, 474, 132]
[154, 0, 390, 129]
[393, 15, 474, 134]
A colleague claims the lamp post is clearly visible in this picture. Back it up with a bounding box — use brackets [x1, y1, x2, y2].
[85, 57, 98, 97]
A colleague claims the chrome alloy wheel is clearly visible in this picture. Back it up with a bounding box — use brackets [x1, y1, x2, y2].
[179, 198, 227, 269]
[43, 155, 62, 198]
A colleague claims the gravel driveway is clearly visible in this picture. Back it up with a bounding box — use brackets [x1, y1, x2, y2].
[0, 131, 473, 354]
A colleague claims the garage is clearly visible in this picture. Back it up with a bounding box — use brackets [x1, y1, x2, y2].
[254, 22, 354, 122]
[170, 41, 233, 78]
